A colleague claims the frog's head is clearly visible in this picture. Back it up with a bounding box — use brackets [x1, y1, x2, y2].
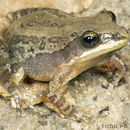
[72, 10, 128, 62]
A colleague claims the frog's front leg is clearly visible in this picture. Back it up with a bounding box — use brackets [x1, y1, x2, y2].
[43, 66, 79, 118]
[95, 55, 128, 83]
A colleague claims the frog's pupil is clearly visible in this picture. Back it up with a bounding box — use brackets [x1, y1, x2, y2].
[84, 36, 95, 44]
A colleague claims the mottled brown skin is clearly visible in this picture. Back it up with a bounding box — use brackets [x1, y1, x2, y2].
[0, 8, 128, 119]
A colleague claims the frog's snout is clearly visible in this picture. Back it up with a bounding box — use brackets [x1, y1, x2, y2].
[119, 26, 129, 39]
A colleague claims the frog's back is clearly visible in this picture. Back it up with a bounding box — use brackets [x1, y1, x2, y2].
[3, 8, 82, 81]
[4, 8, 80, 55]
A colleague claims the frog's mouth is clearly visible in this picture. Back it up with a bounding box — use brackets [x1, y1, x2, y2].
[66, 36, 128, 75]
[79, 35, 128, 61]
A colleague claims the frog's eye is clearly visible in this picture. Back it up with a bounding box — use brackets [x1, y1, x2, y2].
[80, 31, 99, 48]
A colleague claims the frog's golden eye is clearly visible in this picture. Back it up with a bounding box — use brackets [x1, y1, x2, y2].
[80, 30, 99, 48]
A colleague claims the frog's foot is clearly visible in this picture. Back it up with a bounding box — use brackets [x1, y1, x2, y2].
[95, 55, 128, 83]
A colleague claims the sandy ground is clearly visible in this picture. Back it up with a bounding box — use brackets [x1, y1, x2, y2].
[0, 0, 130, 130]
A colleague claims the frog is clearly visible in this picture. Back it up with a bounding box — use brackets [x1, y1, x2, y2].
[0, 8, 128, 119]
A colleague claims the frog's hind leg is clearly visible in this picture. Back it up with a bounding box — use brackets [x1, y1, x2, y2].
[0, 43, 48, 108]
[0, 42, 46, 110]
[10, 79, 48, 108]
[0, 43, 24, 98]
[42, 67, 78, 118]
[0, 43, 12, 97]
